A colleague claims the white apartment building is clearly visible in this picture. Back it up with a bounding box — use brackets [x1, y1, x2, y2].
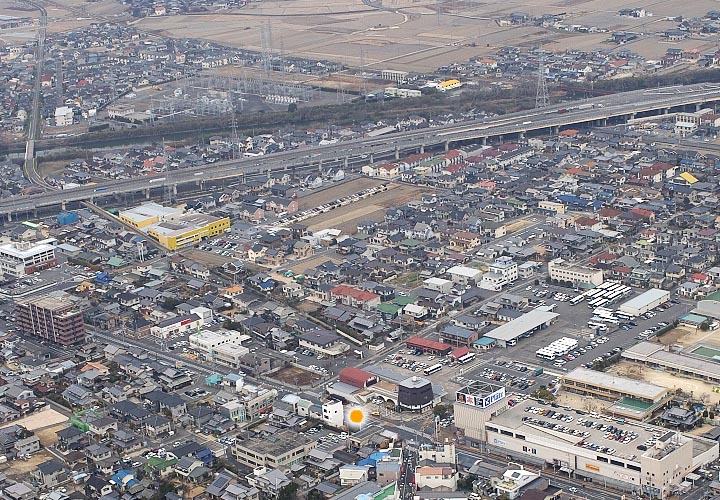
[480, 256, 518, 291]
[548, 258, 603, 286]
[0, 238, 57, 278]
[189, 330, 251, 356]
[321, 399, 344, 428]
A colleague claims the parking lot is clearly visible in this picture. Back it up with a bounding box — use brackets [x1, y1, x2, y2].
[487, 283, 690, 375]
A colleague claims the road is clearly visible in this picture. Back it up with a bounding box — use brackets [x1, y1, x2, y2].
[6, 83, 720, 216]
[22, 0, 47, 188]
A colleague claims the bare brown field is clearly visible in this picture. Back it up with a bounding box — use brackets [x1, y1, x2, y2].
[129, 0, 720, 72]
[270, 365, 322, 386]
[181, 249, 233, 267]
[297, 177, 384, 210]
[290, 254, 343, 275]
[303, 183, 428, 234]
[0, 408, 68, 431]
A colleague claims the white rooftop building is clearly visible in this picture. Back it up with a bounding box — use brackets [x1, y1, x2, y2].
[0, 238, 57, 278]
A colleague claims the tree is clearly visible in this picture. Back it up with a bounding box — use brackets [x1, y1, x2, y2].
[530, 387, 556, 402]
[278, 483, 299, 500]
[307, 490, 326, 500]
[433, 404, 451, 417]
[161, 297, 181, 311]
[287, 102, 298, 113]
[457, 473, 477, 491]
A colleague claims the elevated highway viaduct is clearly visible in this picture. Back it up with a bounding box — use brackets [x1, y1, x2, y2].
[6, 83, 720, 220]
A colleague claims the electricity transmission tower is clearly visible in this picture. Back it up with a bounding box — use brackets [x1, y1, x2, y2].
[535, 57, 549, 109]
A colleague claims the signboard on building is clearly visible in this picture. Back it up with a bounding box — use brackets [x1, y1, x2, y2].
[456, 387, 506, 408]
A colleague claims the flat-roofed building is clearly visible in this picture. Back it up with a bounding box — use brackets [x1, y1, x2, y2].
[189, 329, 250, 355]
[0, 238, 57, 277]
[620, 289, 670, 317]
[623, 342, 720, 384]
[147, 213, 231, 251]
[231, 429, 315, 469]
[482, 398, 718, 496]
[562, 367, 669, 420]
[548, 258, 603, 286]
[119, 202, 183, 230]
[16, 291, 85, 346]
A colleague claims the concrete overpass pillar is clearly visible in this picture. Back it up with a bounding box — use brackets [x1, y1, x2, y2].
[600, 118, 607, 127]
[394, 146, 400, 160]
[61, 202, 66, 211]
[663, 108, 669, 115]
[172, 184, 177, 196]
[444, 140, 449, 152]
[6, 213, 11, 223]
[370, 153, 374, 164]
[344, 157, 349, 169]
[551, 126, 559, 135]
[145, 188, 150, 199]
[519, 131, 525, 140]
[696, 103, 702, 112]
[481, 137, 487, 146]
[629, 113, 636, 120]
[419, 144, 425, 154]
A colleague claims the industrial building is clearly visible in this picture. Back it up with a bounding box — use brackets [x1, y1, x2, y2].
[15, 291, 86, 346]
[548, 258, 604, 286]
[620, 289, 670, 316]
[562, 367, 670, 420]
[455, 386, 718, 497]
[0, 238, 57, 278]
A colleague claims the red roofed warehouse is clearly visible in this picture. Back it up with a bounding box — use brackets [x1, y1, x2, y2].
[339, 367, 378, 388]
[406, 336, 452, 355]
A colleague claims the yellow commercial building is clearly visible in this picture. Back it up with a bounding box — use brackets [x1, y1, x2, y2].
[438, 79, 462, 92]
[119, 202, 183, 230]
[147, 214, 230, 250]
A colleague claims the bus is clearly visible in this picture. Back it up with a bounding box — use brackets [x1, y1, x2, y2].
[536, 349, 557, 361]
[457, 352, 477, 365]
[424, 364, 443, 376]
[569, 295, 585, 305]
[587, 321, 609, 331]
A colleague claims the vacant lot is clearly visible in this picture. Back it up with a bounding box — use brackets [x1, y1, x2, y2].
[290, 254, 343, 275]
[181, 248, 233, 267]
[0, 408, 68, 431]
[304, 183, 428, 234]
[270, 365, 322, 386]
[298, 177, 384, 211]
[657, 325, 719, 347]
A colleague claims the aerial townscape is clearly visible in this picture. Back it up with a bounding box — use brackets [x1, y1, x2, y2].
[6, 0, 720, 500]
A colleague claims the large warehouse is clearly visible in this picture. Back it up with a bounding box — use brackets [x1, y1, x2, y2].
[484, 309, 559, 347]
[620, 289, 670, 316]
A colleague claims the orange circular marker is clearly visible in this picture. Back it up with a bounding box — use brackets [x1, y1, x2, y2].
[348, 407, 365, 426]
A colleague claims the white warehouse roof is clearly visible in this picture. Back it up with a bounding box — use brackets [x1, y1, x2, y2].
[485, 309, 559, 342]
[620, 289, 669, 311]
